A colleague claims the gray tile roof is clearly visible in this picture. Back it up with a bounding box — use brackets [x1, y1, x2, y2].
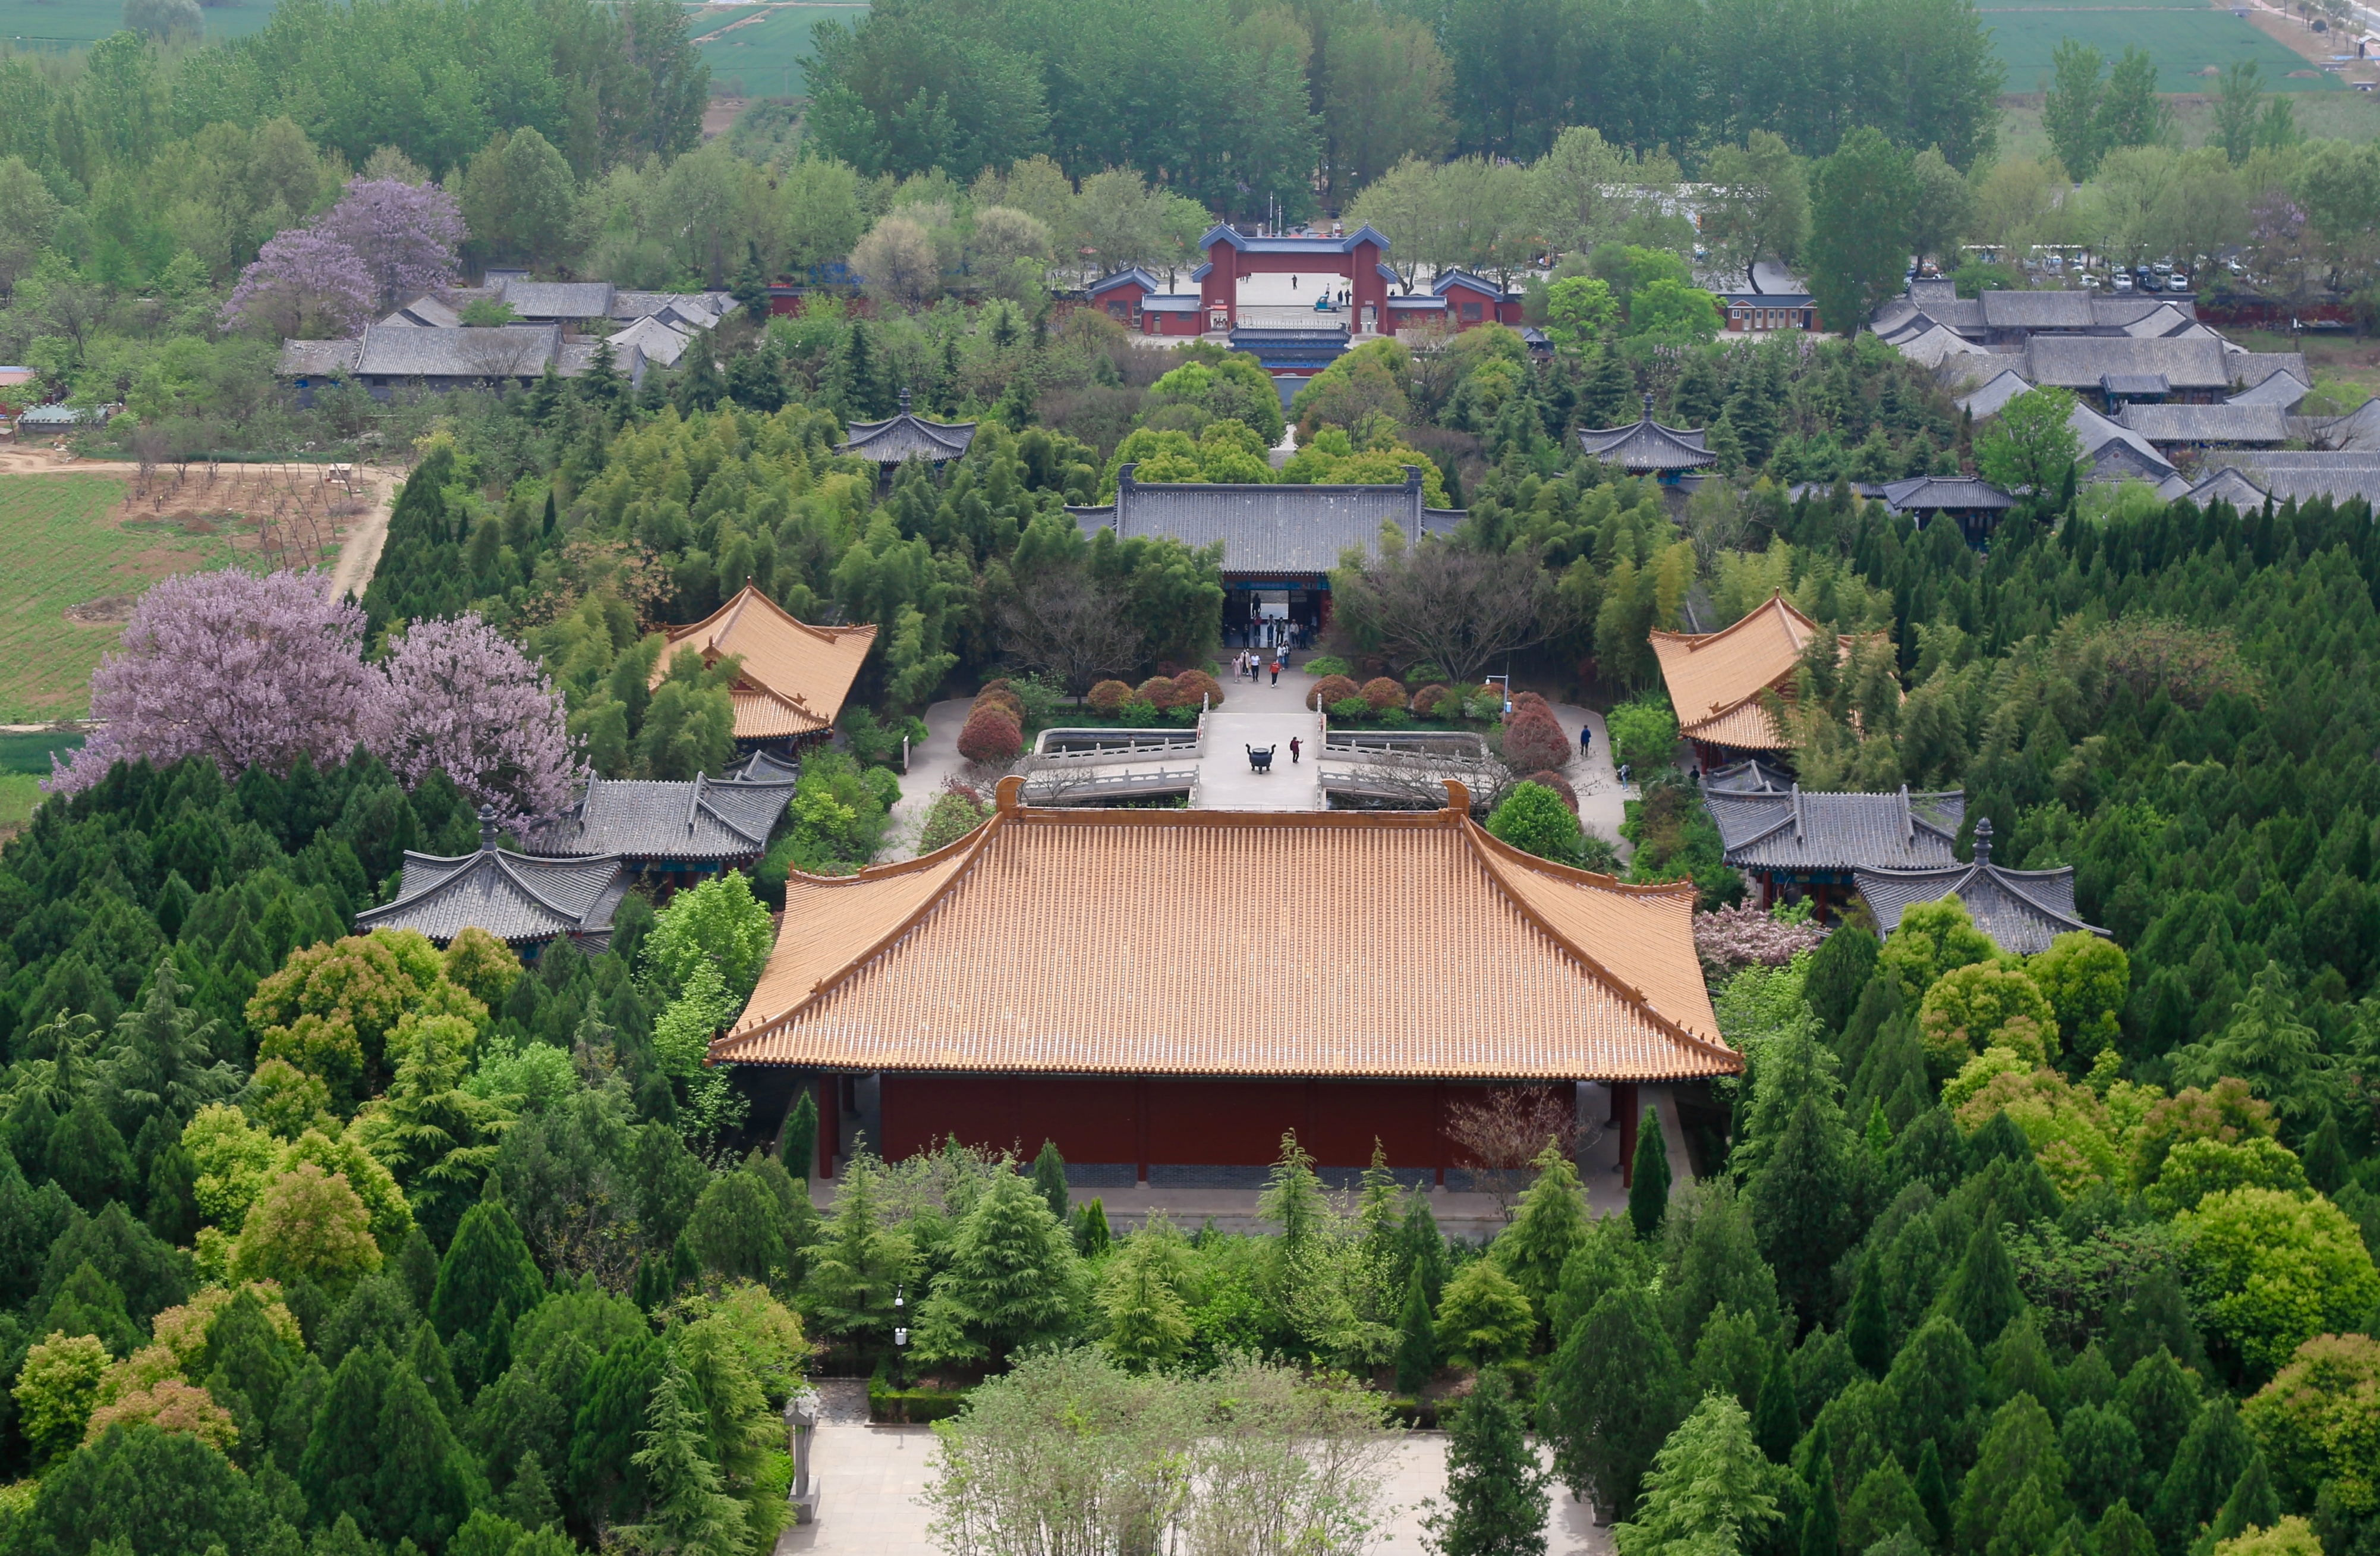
[1880, 476, 2016, 513]
[2181, 467, 2274, 509]
[499, 279, 617, 320]
[728, 748, 802, 781]
[1981, 291, 2097, 330]
[839, 398, 977, 463]
[2113, 402, 2291, 445]
[2022, 335, 2233, 392]
[1705, 757, 1795, 794]
[1708, 783, 1965, 871]
[556, 337, 644, 386]
[382, 296, 463, 328]
[278, 338, 363, 378]
[2099, 373, 2168, 398]
[357, 845, 629, 948]
[526, 772, 792, 863]
[353, 322, 561, 379]
[2069, 401, 2177, 479]
[2227, 371, 2310, 409]
[2220, 451, 2380, 505]
[1578, 397, 1716, 472]
[1855, 822, 2102, 955]
[1069, 466, 1463, 574]
[2230, 351, 2310, 389]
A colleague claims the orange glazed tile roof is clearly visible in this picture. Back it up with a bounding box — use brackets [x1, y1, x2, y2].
[713, 779, 1736, 1083]
[656, 585, 876, 740]
[1648, 593, 1819, 749]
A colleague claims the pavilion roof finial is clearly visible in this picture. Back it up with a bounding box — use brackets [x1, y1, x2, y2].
[1972, 815, 1992, 866]
[1643, 391, 1655, 422]
[898, 386, 912, 414]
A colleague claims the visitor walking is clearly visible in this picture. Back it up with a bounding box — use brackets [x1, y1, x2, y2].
[1580, 722, 1592, 755]
[1289, 736, 1301, 764]
[1270, 658, 1281, 686]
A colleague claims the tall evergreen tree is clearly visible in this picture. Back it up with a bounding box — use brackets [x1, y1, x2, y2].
[2200, 1452, 2281, 1554]
[1943, 1223, 2023, 1348]
[911, 1168, 1078, 1367]
[2092, 1500, 2157, 1556]
[370, 1365, 471, 1551]
[1030, 1141, 1069, 1225]
[625, 1359, 747, 1556]
[1497, 1149, 1588, 1325]
[1396, 1267, 1438, 1396]
[1800, 1425, 1840, 1556]
[300, 1343, 393, 1520]
[1752, 1341, 1799, 1464]
[1547, 1285, 1685, 1520]
[568, 1332, 665, 1528]
[1423, 1368, 1550, 1556]
[777, 1092, 818, 1184]
[1847, 1252, 1890, 1378]
[1914, 1440, 1952, 1550]
[1748, 1093, 1854, 1327]
[1401, 1193, 1450, 1307]
[1629, 1112, 1671, 1239]
[430, 1200, 544, 1343]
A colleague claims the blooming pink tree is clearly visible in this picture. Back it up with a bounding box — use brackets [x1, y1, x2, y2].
[314, 177, 467, 312]
[220, 228, 374, 338]
[49, 570, 382, 794]
[367, 614, 583, 825]
[1692, 901, 1828, 982]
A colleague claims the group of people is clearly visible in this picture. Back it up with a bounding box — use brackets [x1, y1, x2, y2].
[1235, 649, 1283, 686]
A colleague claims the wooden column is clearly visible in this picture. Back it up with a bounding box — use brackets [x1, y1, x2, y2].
[1135, 1077, 1151, 1186]
[1433, 1080, 1447, 1188]
[1616, 1082, 1640, 1190]
[817, 1076, 838, 1181]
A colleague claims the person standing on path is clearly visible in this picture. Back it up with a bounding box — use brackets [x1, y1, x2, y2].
[1289, 736, 1301, 764]
[1270, 658, 1281, 686]
[1581, 722, 1592, 756]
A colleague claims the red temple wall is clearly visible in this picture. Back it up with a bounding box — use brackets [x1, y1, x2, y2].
[879, 1073, 1575, 1171]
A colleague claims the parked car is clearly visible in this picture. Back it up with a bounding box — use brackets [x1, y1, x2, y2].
[2113, 273, 2135, 293]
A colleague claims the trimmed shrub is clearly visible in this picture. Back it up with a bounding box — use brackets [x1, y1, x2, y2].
[957, 708, 1023, 763]
[971, 687, 1024, 723]
[1361, 677, 1408, 712]
[1523, 771, 1579, 812]
[918, 788, 993, 852]
[1304, 655, 1353, 679]
[1086, 680, 1133, 715]
[1511, 690, 1553, 719]
[980, 678, 1013, 696]
[1377, 707, 1412, 728]
[1172, 669, 1223, 709]
[1120, 700, 1159, 727]
[1404, 662, 1449, 686]
[1500, 708, 1571, 773]
[1329, 696, 1372, 722]
[1137, 675, 1180, 709]
[1411, 684, 1455, 718]
[1307, 674, 1361, 711]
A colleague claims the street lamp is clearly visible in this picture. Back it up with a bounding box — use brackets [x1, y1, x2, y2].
[892, 1287, 907, 1351]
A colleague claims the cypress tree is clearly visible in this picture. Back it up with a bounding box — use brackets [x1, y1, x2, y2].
[1030, 1140, 1069, 1224]
[1752, 1340, 1799, 1464]
[1748, 1093, 1854, 1328]
[1422, 1368, 1550, 1556]
[1943, 1223, 2023, 1347]
[2119, 1348, 2199, 1479]
[778, 1092, 818, 1184]
[1914, 1440, 1951, 1550]
[1401, 1193, 1450, 1306]
[1847, 1252, 1890, 1377]
[1800, 1426, 1840, 1556]
[48, 1096, 135, 1212]
[2303, 1115, 2347, 1194]
[1629, 1110, 1671, 1238]
[1547, 1285, 1686, 1520]
[568, 1332, 665, 1527]
[405, 1321, 461, 1422]
[301, 1343, 394, 1519]
[1805, 929, 1881, 1038]
[911, 1169, 1077, 1367]
[370, 1365, 471, 1551]
[1500, 1151, 1589, 1321]
[144, 1142, 200, 1246]
[1394, 1266, 1437, 1396]
[430, 1200, 544, 1342]
[2092, 1500, 2156, 1556]
[1073, 1198, 1111, 1258]
[2202, 1452, 2281, 1552]
[2064, 1340, 2118, 1410]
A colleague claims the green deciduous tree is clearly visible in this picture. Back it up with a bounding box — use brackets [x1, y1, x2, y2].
[1807, 129, 1914, 335]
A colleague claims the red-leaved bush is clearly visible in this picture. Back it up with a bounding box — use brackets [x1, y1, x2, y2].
[1361, 677, 1407, 711]
[1172, 669, 1223, 709]
[1137, 675, 1180, 709]
[1500, 708, 1572, 774]
[1086, 680, 1133, 714]
[1307, 674, 1361, 711]
[1411, 684, 1454, 717]
[958, 708, 1023, 763]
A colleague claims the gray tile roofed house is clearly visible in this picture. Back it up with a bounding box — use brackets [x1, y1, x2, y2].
[354, 322, 562, 380]
[2099, 373, 2168, 399]
[2231, 350, 2310, 389]
[1705, 757, 1795, 794]
[1577, 394, 1717, 473]
[526, 772, 793, 864]
[838, 390, 977, 464]
[728, 748, 801, 781]
[1879, 475, 2016, 514]
[2220, 451, 2380, 505]
[357, 811, 629, 950]
[1707, 783, 1966, 870]
[2113, 402, 2291, 446]
[2021, 335, 2233, 393]
[2228, 371, 2310, 410]
[498, 279, 617, 321]
[278, 339, 363, 378]
[1980, 291, 2097, 330]
[1068, 464, 1463, 574]
[2178, 467, 2275, 510]
[556, 337, 646, 387]
[1856, 818, 2104, 955]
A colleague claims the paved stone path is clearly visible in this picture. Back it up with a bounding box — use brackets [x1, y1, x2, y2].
[1195, 661, 1320, 811]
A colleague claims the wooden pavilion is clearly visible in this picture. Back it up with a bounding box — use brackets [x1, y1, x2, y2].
[656, 584, 877, 752]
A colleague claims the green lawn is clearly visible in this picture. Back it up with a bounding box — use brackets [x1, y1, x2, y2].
[686, 1, 868, 97]
[0, 0, 277, 51]
[0, 474, 240, 722]
[1985, 7, 2341, 90]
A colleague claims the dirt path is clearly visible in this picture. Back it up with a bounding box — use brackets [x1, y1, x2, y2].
[325, 467, 402, 602]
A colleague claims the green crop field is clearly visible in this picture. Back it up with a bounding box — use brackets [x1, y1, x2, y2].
[1984, 6, 2343, 90]
[0, 474, 241, 722]
[685, 1, 867, 97]
[0, 0, 275, 52]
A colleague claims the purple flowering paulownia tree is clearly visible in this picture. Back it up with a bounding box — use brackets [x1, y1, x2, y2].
[220, 228, 374, 339]
[367, 614, 583, 826]
[48, 569, 383, 794]
[314, 177, 467, 313]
